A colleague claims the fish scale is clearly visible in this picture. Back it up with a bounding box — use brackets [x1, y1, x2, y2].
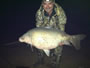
[19, 27, 86, 56]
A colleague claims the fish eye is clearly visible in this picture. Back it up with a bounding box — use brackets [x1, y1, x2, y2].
[21, 37, 24, 40]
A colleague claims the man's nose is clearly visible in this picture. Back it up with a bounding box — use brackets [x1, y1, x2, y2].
[46, 5, 50, 8]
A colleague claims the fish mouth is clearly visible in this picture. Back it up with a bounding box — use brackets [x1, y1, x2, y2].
[19, 37, 24, 42]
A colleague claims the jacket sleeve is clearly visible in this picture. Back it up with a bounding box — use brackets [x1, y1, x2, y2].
[35, 10, 43, 27]
[57, 6, 67, 31]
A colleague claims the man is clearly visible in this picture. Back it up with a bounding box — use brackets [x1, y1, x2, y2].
[35, 0, 67, 67]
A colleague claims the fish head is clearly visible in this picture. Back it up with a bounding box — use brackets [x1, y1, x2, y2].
[19, 35, 32, 45]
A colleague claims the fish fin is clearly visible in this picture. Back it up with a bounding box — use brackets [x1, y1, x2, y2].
[70, 34, 86, 50]
[30, 45, 33, 52]
[63, 41, 71, 46]
[43, 49, 50, 56]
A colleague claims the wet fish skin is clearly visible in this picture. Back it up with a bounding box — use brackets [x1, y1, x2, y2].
[19, 27, 69, 49]
[19, 27, 86, 56]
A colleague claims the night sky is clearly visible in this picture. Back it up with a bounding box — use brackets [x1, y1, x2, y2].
[0, 0, 90, 44]
[0, 0, 90, 68]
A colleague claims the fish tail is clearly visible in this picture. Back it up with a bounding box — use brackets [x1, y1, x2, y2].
[70, 34, 86, 50]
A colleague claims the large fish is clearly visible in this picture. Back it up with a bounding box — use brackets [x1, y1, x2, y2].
[19, 27, 85, 56]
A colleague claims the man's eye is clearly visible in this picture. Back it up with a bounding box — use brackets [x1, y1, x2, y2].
[43, 3, 46, 5]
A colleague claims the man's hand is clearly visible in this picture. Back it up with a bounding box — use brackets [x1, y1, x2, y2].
[59, 43, 64, 46]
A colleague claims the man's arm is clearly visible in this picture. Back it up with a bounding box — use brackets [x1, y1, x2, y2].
[57, 5, 67, 31]
[58, 10, 67, 31]
[36, 10, 43, 27]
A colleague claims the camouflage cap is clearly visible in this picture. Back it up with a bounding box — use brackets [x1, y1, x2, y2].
[42, 0, 55, 2]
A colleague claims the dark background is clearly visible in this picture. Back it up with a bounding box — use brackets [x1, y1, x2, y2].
[0, 0, 90, 68]
[0, 0, 90, 43]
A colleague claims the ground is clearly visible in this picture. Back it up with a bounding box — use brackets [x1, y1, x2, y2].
[0, 40, 90, 68]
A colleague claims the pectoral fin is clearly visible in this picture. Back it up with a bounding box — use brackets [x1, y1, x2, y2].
[43, 49, 50, 56]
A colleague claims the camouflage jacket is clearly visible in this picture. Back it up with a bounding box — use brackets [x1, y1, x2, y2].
[35, 3, 67, 31]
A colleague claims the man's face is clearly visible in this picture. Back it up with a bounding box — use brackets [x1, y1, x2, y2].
[42, 1, 54, 14]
